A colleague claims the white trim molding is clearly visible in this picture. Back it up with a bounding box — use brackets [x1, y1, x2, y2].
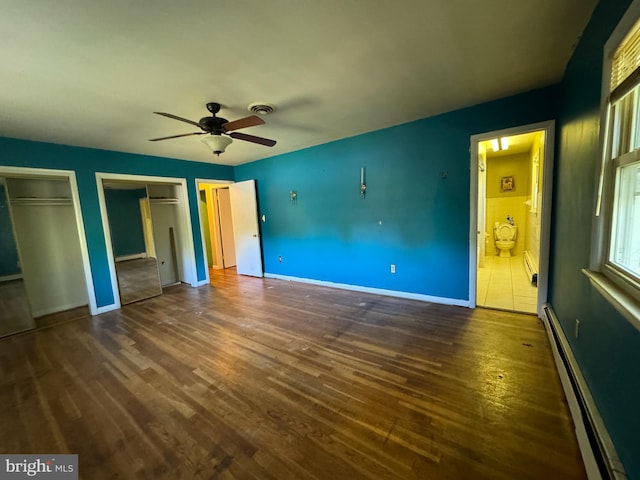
[265, 273, 470, 307]
[96, 172, 200, 309]
[0, 166, 98, 315]
[469, 120, 555, 316]
[542, 303, 627, 480]
[194, 178, 234, 286]
[583, 269, 640, 332]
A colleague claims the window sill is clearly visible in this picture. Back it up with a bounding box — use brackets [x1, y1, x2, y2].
[582, 269, 640, 332]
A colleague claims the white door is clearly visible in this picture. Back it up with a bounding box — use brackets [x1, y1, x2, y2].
[228, 180, 263, 277]
[150, 201, 181, 286]
[217, 188, 237, 268]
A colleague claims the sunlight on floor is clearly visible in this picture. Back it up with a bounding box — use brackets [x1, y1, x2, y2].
[477, 254, 537, 313]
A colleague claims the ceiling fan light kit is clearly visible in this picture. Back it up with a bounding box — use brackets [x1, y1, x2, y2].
[201, 135, 232, 156]
[150, 102, 276, 156]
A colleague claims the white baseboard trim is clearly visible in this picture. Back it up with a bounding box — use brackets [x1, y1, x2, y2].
[542, 303, 627, 480]
[265, 273, 470, 307]
[193, 279, 210, 287]
[115, 253, 147, 262]
[95, 303, 120, 315]
[32, 302, 89, 319]
[0, 274, 23, 282]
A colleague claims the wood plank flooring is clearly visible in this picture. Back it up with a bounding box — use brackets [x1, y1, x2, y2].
[0, 270, 587, 479]
[115, 257, 162, 305]
[0, 279, 35, 337]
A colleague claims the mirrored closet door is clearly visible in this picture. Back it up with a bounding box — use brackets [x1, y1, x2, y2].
[103, 181, 163, 305]
[1, 176, 89, 336]
[0, 178, 35, 337]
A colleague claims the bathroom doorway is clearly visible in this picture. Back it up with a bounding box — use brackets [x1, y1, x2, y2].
[469, 121, 555, 315]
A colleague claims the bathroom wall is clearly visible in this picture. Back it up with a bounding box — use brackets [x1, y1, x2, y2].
[524, 133, 544, 269]
[485, 152, 530, 256]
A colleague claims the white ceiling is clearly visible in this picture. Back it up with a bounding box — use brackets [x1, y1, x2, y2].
[0, 0, 596, 166]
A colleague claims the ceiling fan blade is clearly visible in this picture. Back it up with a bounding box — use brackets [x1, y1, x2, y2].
[154, 112, 204, 129]
[149, 132, 205, 141]
[222, 115, 265, 132]
[229, 131, 276, 147]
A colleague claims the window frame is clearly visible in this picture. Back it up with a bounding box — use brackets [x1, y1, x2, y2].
[587, 1, 640, 331]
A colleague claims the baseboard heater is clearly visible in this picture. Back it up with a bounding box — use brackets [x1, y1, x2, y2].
[542, 304, 627, 480]
[524, 251, 538, 286]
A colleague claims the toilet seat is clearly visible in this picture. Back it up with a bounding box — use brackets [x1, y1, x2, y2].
[496, 224, 516, 241]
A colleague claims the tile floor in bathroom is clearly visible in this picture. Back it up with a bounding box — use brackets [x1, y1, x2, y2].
[476, 254, 538, 313]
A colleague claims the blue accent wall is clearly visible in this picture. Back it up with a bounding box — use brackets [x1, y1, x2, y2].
[236, 87, 557, 300]
[1, 2, 637, 472]
[551, 0, 639, 476]
[0, 185, 21, 277]
[104, 188, 147, 257]
[0, 137, 233, 308]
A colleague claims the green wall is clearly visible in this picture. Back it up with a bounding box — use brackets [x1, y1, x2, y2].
[551, 0, 639, 476]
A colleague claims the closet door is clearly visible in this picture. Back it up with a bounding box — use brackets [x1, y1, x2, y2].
[103, 182, 162, 305]
[0, 179, 35, 336]
[6, 177, 88, 318]
[149, 199, 182, 286]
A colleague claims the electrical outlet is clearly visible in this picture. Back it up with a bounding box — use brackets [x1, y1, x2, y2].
[390, 264, 396, 274]
[278, 256, 282, 263]
[574, 319, 580, 339]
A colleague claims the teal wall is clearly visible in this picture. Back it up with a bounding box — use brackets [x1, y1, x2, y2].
[104, 188, 147, 257]
[2, 2, 638, 472]
[0, 185, 21, 277]
[236, 86, 557, 300]
[0, 137, 233, 308]
[551, 0, 639, 476]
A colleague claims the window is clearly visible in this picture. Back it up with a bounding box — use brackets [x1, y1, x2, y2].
[588, 8, 640, 326]
[608, 81, 640, 281]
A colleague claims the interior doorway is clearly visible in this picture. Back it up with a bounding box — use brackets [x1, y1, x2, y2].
[199, 182, 237, 272]
[196, 179, 264, 284]
[469, 121, 555, 316]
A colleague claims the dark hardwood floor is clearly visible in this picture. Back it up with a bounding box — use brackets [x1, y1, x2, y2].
[0, 269, 586, 479]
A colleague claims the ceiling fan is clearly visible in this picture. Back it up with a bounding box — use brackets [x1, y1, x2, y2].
[149, 102, 276, 155]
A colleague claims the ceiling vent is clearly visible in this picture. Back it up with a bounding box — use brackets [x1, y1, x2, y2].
[248, 102, 276, 115]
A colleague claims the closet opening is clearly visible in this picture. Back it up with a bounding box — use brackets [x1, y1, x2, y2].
[96, 173, 198, 309]
[0, 167, 95, 337]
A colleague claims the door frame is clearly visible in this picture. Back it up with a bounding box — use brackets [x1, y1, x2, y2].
[96, 173, 198, 309]
[195, 178, 233, 284]
[469, 120, 555, 316]
[0, 166, 98, 315]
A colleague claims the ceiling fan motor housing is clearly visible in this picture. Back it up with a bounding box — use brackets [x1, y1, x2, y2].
[199, 116, 228, 134]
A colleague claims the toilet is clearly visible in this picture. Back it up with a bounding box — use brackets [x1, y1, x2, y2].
[494, 222, 517, 257]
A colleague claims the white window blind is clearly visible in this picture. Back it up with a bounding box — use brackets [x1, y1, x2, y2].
[611, 17, 640, 93]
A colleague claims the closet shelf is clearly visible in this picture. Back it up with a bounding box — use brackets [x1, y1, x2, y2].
[10, 197, 73, 206]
